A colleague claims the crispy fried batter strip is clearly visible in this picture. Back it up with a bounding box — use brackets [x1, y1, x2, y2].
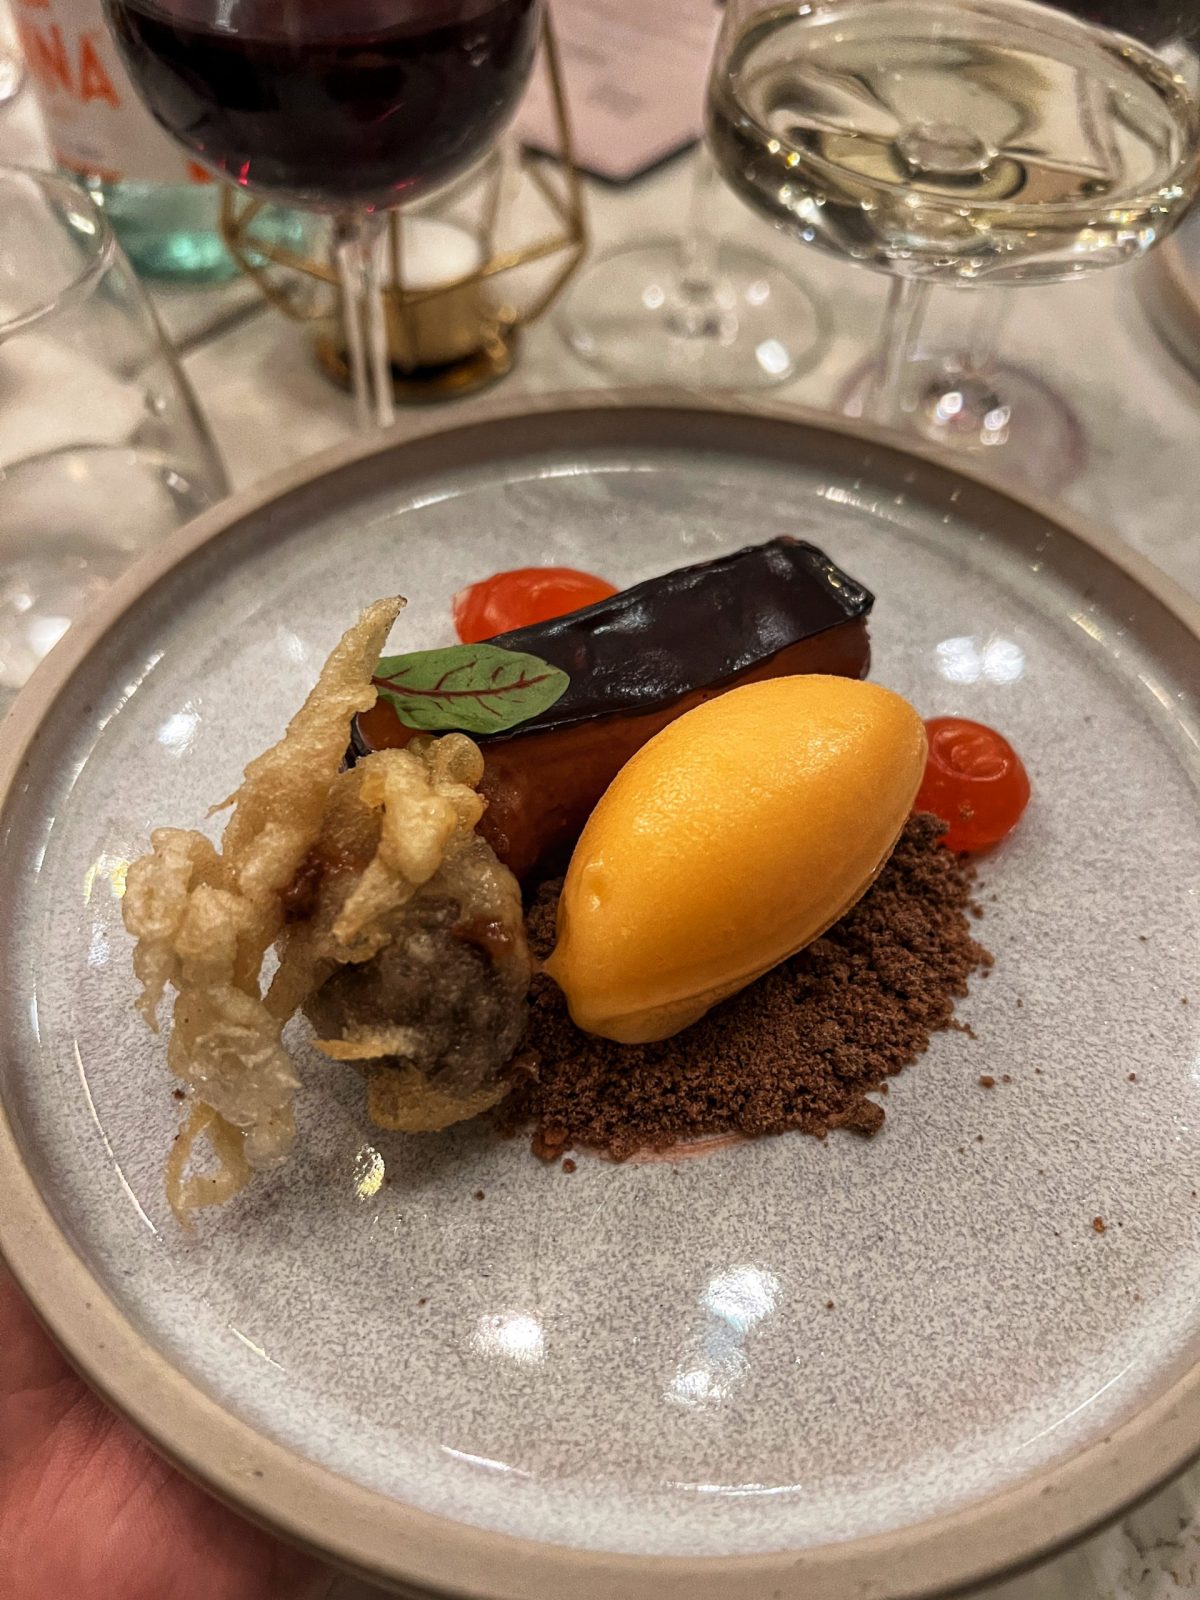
[124, 599, 405, 1221]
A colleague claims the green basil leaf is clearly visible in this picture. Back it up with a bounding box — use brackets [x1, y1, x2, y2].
[373, 643, 569, 735]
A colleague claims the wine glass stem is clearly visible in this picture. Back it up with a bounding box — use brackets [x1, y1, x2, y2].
[962, 290, 1014, 378]
[916, 291, 1019, 440]
[333, 213, 394, 431]
[363, 218, 394, 430]
[873, 276, 933, 425]
[666, 154, 733, 343]
[678, 155, 722, 292]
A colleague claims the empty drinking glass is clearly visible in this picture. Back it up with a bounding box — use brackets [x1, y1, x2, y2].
[0, 166, 226, 694]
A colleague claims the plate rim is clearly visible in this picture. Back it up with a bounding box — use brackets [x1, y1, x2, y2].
[2, 389, 1199, 1600]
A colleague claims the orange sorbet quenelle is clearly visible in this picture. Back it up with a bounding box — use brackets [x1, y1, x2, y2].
[544, 675, 928, 1044]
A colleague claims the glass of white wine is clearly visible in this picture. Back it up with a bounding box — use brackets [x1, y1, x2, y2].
[706, 0, 1200, 487]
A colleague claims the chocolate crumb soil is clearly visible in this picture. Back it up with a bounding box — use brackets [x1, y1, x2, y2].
[499, 813, 991, 1161]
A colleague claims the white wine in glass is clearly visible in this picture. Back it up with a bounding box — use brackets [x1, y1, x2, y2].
[707, 0, 1200, 482]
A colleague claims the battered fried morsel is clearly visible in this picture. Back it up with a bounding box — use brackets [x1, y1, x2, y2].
[124, 599, 531, 1222]
[289, 737, 530, 1132]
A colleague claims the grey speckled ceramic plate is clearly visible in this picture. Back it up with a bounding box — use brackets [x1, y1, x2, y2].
[2, 396, 1200, 1600]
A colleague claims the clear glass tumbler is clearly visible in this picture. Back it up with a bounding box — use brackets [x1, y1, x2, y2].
[0, 167, 226, 695]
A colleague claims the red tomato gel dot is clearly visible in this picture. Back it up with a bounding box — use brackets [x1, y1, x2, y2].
[453, 567, 618, 642]
[915, 717, 1030, 852]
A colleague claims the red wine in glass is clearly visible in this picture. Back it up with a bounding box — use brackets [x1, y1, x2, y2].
[103, 0, 541, 209]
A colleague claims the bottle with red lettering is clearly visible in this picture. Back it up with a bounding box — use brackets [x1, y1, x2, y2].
[15, 0, 234, 280]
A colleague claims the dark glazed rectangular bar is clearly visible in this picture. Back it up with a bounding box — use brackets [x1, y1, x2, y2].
[354, 537, 873, 879]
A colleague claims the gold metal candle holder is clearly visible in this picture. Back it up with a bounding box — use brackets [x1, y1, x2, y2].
[219, 11, 586, 403]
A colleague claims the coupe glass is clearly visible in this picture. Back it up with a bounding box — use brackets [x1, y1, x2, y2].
[103, 0, 544, 429]
[706, 0, 1200, 486]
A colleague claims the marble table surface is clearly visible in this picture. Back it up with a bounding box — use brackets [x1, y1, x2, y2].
[4, 27, 1200, 1600]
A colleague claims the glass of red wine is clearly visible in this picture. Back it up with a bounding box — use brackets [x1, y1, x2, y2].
[103, 0, 543, 428]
